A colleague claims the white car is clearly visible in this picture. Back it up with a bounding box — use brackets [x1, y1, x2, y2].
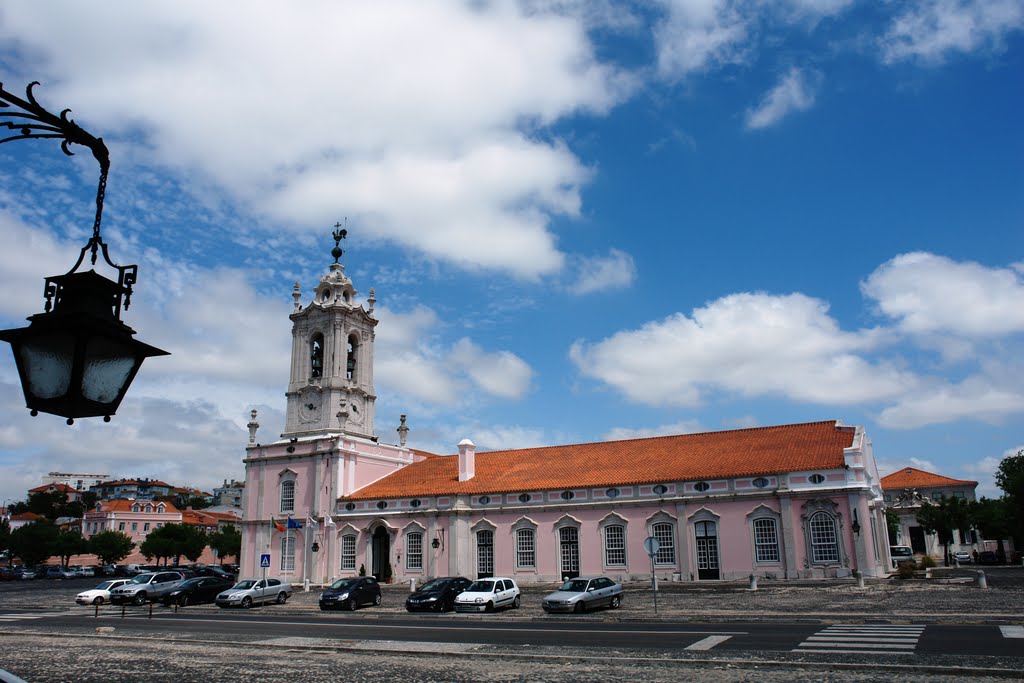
[454, 577, 520, 613]
[76, 579, 131, 606]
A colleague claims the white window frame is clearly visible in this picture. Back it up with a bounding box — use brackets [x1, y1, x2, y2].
[603, 524, 626, 566]
[281, 531, 295, 572]
[515, 528, 535, 569]
[406, 531, 423, 571]
[652, 522, 676, 565]
[752, 518, 780, 563]
[809, 512, 839, 564]
[280, 479, 296, 513]
[340, 534, 357, 571]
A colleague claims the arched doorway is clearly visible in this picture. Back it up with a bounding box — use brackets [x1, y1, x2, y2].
[559, 527, 580, 579]
[371, 526, 390, 580]
[695, 520, 720, 580]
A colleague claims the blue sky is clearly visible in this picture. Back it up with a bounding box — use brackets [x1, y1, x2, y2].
[0, 1, 1021, 507]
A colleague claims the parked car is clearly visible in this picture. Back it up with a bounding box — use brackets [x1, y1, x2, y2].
[454, 577, 520, 613]
[977, 551, 1000, 565]
[162, 577, 235, 607]
[889, 546, 915, 568]
[952, 551, 972, 565]
[76, 579, 131, 606]
[405, 576, 472, 612]
[109, 571, 185, 605]
[319, 576, 382, 611]
[542, 576, 624, 614]
[215, 578, 292, 608]
[45, 566, 75, 579]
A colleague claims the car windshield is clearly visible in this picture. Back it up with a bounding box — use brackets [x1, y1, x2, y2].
[419, 579, 449, 592]
[179, 578, 203, 588]
[559, 579, 589, 592]
[329, 579, 358, 590]
[129, 574, 154, 584]
[233, 580, 257, 590]
[95, 581, 118, 590]
[467, 580, 495, 592]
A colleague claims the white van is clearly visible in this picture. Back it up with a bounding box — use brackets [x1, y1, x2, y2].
[890, 545, 914, 568]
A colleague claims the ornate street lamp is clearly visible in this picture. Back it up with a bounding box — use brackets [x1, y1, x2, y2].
[0, 81, 168, 424]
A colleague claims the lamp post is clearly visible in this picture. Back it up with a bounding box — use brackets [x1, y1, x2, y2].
[0, 81, 168, 424]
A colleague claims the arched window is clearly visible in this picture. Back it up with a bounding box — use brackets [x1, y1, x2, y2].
[809, 512, 839, 563]
[281, 532, 295, 572]
[652, 522, 676, 565]
[310, 334, 324, 379]
[340, 534, 357, 571]
[346, 334, 359, 381]
[280, 479, 295, 513]
[515, 528, 535, 569]
[406, 531, 423, 570]
[603, 524, 626, 566]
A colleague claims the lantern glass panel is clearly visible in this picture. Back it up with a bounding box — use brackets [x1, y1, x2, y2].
[82, 336, 136, 403]
[20, 332, 74, 398]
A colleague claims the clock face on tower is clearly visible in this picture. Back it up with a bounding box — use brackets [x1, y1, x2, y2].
[299, 390, 322, 421]
[348, 396, 363, 425]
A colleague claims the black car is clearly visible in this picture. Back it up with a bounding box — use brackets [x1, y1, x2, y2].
[977, 551, 1000, 565]
[162, 577, 236, 607]
[405, 576, 472, 612]
[319, 576, 381, 611]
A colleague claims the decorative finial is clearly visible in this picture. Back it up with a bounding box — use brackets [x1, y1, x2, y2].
[397, 414, 409, 447]
[292, 281, 301, 311]
[332, 220, 347, 264]
[367, 288, 376, 314]
[246, 409, 260, 444]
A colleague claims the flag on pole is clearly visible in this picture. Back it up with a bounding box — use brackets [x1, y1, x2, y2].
[286, 516, 303, 529]
[307, 514, 319, 531]
[271, 517, 285, 532]
[324, 513, 336, 528]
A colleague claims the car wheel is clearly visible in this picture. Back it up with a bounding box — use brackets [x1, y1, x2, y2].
[241, 597, 252, 609]
[133, 592, 147, 606]
[347, 599, 358, 611]
[485, 601, 494, 613]
[512, 595, 521, 609]
[609, 595, 621, 609]
[574, 601, 586, 614]
[93, 597, 104, 606]
[179, 595, 189, 607]
[373, 594, 382, 607]
[276, 592, 288, 604]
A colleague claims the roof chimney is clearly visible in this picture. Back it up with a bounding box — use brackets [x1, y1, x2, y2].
[457, 438, 475, 482]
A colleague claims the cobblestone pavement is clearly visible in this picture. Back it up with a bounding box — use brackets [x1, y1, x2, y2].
[1, 567, 1022, 682]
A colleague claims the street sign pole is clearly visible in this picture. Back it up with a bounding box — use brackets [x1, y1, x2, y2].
[643, 536, 661, 615]
[259, 553, 271, 610]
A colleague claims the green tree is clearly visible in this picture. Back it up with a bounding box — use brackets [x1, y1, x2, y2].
[88, 530, 135, 566]
[52, 529, 89, 567]
[8, 519, 59, 567]
[139, 528, 175, 566]
[884, 508, 900, 545]
[0, 518, 11, 563]
[915, 495, 969, 565]
[179, 524, 209, 563]
[140, 523, 208, 566]
[208, 525, 241, 564]
[970, 497, 1014, 561]
[995, 449, 1024, 548]
[26, 491, 64, 520]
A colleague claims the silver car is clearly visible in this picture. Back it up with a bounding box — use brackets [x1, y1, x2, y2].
[215, 578, 292, 608]
[109, 571, 185, 605]
[542, 576, 624, 613]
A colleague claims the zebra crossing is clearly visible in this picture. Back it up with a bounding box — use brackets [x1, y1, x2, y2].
[794, 624, 925, 655]
[0, 611, 67, 623]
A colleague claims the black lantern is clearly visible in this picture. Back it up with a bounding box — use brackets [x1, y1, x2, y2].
[0, 81, 168, 424]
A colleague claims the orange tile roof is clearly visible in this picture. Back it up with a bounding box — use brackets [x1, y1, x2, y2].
[342, 420, 855, 500]
[96, 499, 181, 513]
[881, 467, 976, 490]
[29, 483, 78, 493]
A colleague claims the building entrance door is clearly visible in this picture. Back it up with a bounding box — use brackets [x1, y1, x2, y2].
[695, 520, 720, 580]
[559, 527, 580, 579]
[371, 526, 390, 580]
[909, 526, 926, 554]
[477, 530, 494, 578]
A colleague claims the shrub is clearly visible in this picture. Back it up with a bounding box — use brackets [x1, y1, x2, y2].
[919, 555, 936, 569]
[897, 563, 916, 579]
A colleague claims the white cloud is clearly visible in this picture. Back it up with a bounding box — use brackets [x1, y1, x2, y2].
[876, 376, 1024, 429]
[745, 67, 820, 129]
[449, 338, 534, 400]
[880, 0, 1024, 64]
[961, 454, 1007, 498]
[653, 0, 751, 78]
[862, 252, 1024, 338]
[567, 248, 637, 295]
[456, 424, 550, 453]
[603, 419, 704, 441]
[570, 291, 910, 407]
[0, 1, 635, 280]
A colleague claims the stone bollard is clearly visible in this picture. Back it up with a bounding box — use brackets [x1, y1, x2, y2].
[303, 578, 310, 592]
[749, 573, 758, 591]
[925, 568, 932, 580]
[410, 578, 416, 593]
[854, 569, 864, 588]
[977, 570, 988, 589]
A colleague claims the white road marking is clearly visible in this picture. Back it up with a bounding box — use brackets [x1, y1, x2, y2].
[685, 635, 732, 651]
[794, 625, 925, 655]
[0, 611, 67, 622]
[1000, 626, 1024, 638]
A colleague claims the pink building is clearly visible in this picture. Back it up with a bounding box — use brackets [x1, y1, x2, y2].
[240, 241, 890, 585]
[82, 499, 181, 543]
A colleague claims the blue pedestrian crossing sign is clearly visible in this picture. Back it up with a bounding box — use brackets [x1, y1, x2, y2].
[260, 554, 271, 568]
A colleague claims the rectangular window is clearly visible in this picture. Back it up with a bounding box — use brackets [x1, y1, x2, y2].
[131, 523, 138, 532]
[516, 529, 535, 568]
[653, 523, 676, 565]
[341, 535, 357, 570]
[753, 518, 780, 562]
[281, 532, 295, 572]
[280, 480, 295, 513]
[931, 492, 942, 500]
[954, 491, 966, 499]
[604, 525, 625, 566]
[406, 532, 423, 570]
[809, 513, 839, 563]
[143, 523, 150, 532]
[118, 522, 125, 531]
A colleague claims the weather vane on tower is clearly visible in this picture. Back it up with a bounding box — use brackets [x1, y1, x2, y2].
[332, 220, 347, 264]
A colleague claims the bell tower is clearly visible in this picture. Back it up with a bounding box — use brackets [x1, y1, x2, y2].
[283, 226, 377, 439]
